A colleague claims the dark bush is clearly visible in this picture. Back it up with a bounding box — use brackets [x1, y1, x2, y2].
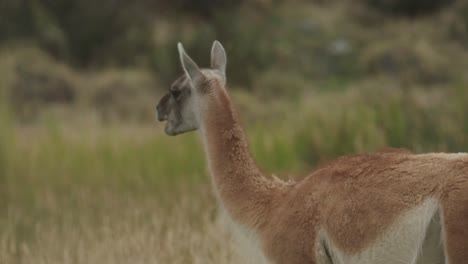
[0, 0, 156, 67]
[11, 63, 76, 120]
[168, 0, 243, 19]
[0, 0, 36, 40]
[12, 64, 75, 105]
[152, 7, 279, 87]
[0, 0, 247, 67]
[91, 71, 159, 122]
[367, 0, 455, 16]
[37, 0, 155, 67]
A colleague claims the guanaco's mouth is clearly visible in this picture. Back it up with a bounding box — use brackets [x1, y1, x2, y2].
[156, 93, 171, 122]
[157, 113, 168, 122]
[159, 117, 172, 134]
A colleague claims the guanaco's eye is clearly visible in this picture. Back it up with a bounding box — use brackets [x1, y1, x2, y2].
[171, 90, 181, 98]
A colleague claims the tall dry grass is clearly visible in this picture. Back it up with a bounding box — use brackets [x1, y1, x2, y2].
[1, 188, 244, 264]
[1, 72, 467, 263]
[1, 2, 468, 261]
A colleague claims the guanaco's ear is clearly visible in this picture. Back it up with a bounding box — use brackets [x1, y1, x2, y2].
[210, 40, 227, 77]
[178, 43, 203, 81]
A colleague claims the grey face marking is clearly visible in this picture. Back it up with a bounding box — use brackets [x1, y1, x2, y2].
[156, 93, 171, 122]
[156, 41, 228, 136]
[156, 75, 199, 136]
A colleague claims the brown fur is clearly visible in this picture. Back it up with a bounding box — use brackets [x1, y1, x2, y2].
[202, 87, 281, 228]
[200, 87, 468, 263]
[163, 42, 468, 263]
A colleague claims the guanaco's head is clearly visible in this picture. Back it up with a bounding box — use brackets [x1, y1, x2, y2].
[156, 41, 227, 136]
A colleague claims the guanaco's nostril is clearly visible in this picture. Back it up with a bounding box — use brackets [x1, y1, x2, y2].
[156, 104, 165, 121]
[156, 110, 166, 121]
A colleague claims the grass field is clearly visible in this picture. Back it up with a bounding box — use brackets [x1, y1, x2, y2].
[1, 0, 468, 262]
[2, 185, 242, 264]
[0, 118, 241, 263]
[1, 80, 468, 263]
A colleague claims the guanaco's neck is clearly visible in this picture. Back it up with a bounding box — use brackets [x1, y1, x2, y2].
[199, 87, 279, 228]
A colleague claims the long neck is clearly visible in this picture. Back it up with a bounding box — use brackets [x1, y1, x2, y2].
[199, 88, 278, 228]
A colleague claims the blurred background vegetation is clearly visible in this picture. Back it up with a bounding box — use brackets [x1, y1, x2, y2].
[1, 0, 468, 263]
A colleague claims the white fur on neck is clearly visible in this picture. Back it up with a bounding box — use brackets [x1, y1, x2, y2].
[219, 208, 270, 264]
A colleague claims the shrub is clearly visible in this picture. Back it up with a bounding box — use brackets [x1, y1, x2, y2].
[367, 0, 455, 16]
[0, 0, 36, 40]
[37, 0, 155, 67]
